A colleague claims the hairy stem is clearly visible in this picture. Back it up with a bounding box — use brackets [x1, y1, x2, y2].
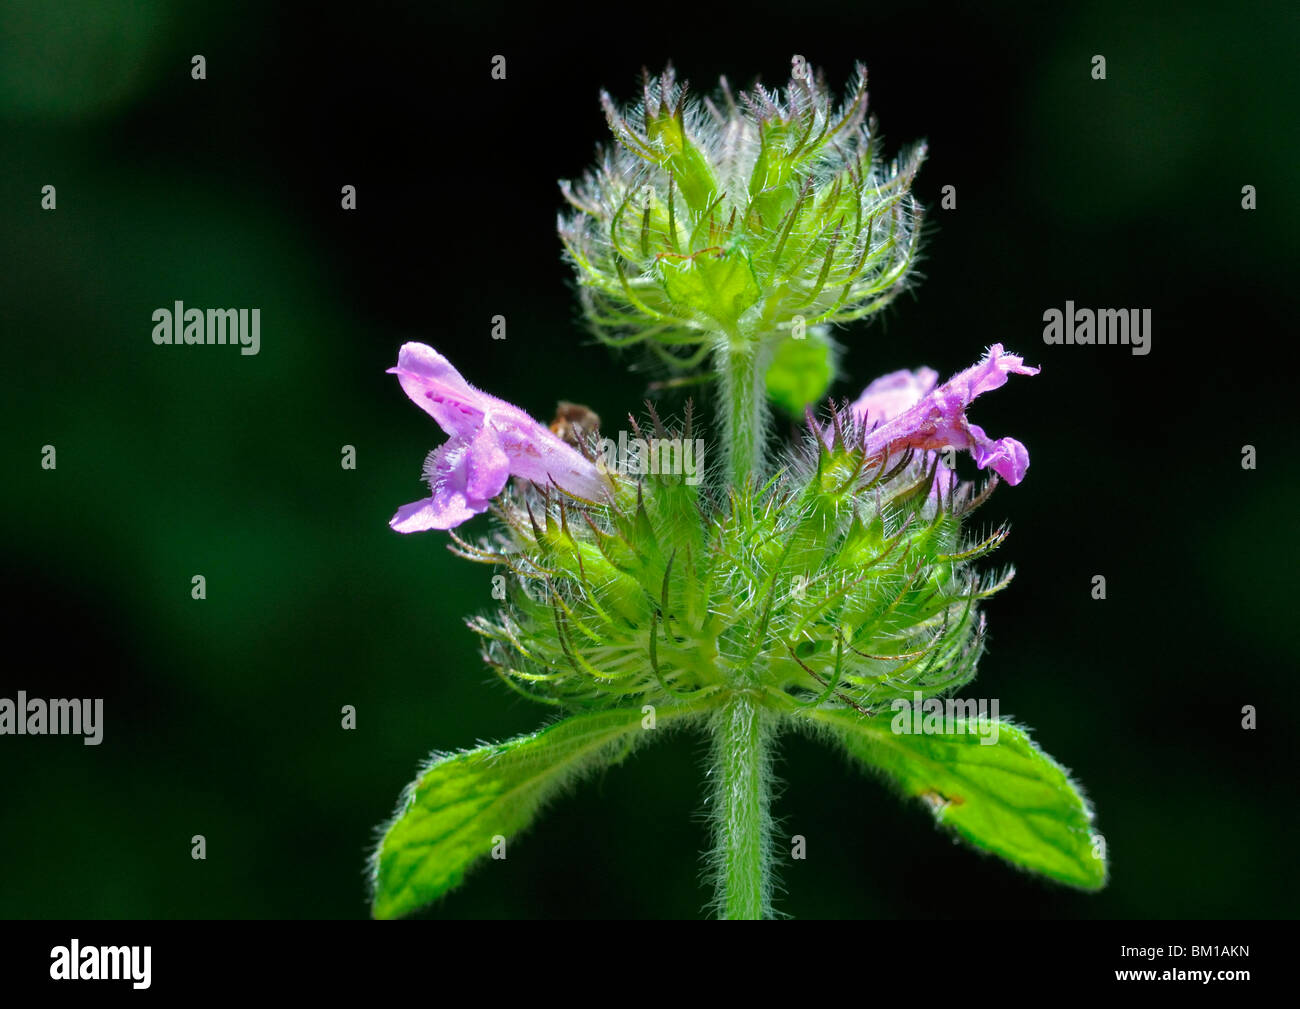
[708, 691, 774, 920]
[717, 334, 772, 489]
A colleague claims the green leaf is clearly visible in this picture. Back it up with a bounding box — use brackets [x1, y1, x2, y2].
[371, 704, 705, 919]
[809, 707, 1106, 890]
[765, 328, 835, 415]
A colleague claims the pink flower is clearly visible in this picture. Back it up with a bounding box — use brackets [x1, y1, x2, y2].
[388, 343, 611, 532]
[850, 344, 1040, 485]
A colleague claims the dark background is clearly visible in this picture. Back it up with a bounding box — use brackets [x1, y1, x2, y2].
[2, 0, 1295, 919]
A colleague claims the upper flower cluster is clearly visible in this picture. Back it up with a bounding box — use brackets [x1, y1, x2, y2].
[558, 59, 925, 365]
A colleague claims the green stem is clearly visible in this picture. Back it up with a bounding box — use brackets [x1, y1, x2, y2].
[709, 691, 773, 920]
[718, 333, 771, 489]
[711, 330, 777, 919]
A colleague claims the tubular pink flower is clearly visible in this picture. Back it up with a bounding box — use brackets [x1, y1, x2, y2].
[388, 343, 610, 532]
[850, 344, 1040, 486]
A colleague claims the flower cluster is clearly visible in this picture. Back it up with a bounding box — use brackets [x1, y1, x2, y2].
[558, 60, 925, 368]
[388, 342, 1036, 714]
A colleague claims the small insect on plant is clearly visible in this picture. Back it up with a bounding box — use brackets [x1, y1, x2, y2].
[548, 402, 602, 448]
[369, 56, 1106, 920]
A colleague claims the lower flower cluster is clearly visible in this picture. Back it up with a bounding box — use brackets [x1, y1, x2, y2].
[453, 407, 1013, 715]
[385, 341, 1037, 715]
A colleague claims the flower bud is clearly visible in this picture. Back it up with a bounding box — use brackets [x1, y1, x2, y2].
[558, 58, 925, 367]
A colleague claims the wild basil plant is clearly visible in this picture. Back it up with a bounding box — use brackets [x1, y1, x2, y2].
[370, 59, 1106, 920]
